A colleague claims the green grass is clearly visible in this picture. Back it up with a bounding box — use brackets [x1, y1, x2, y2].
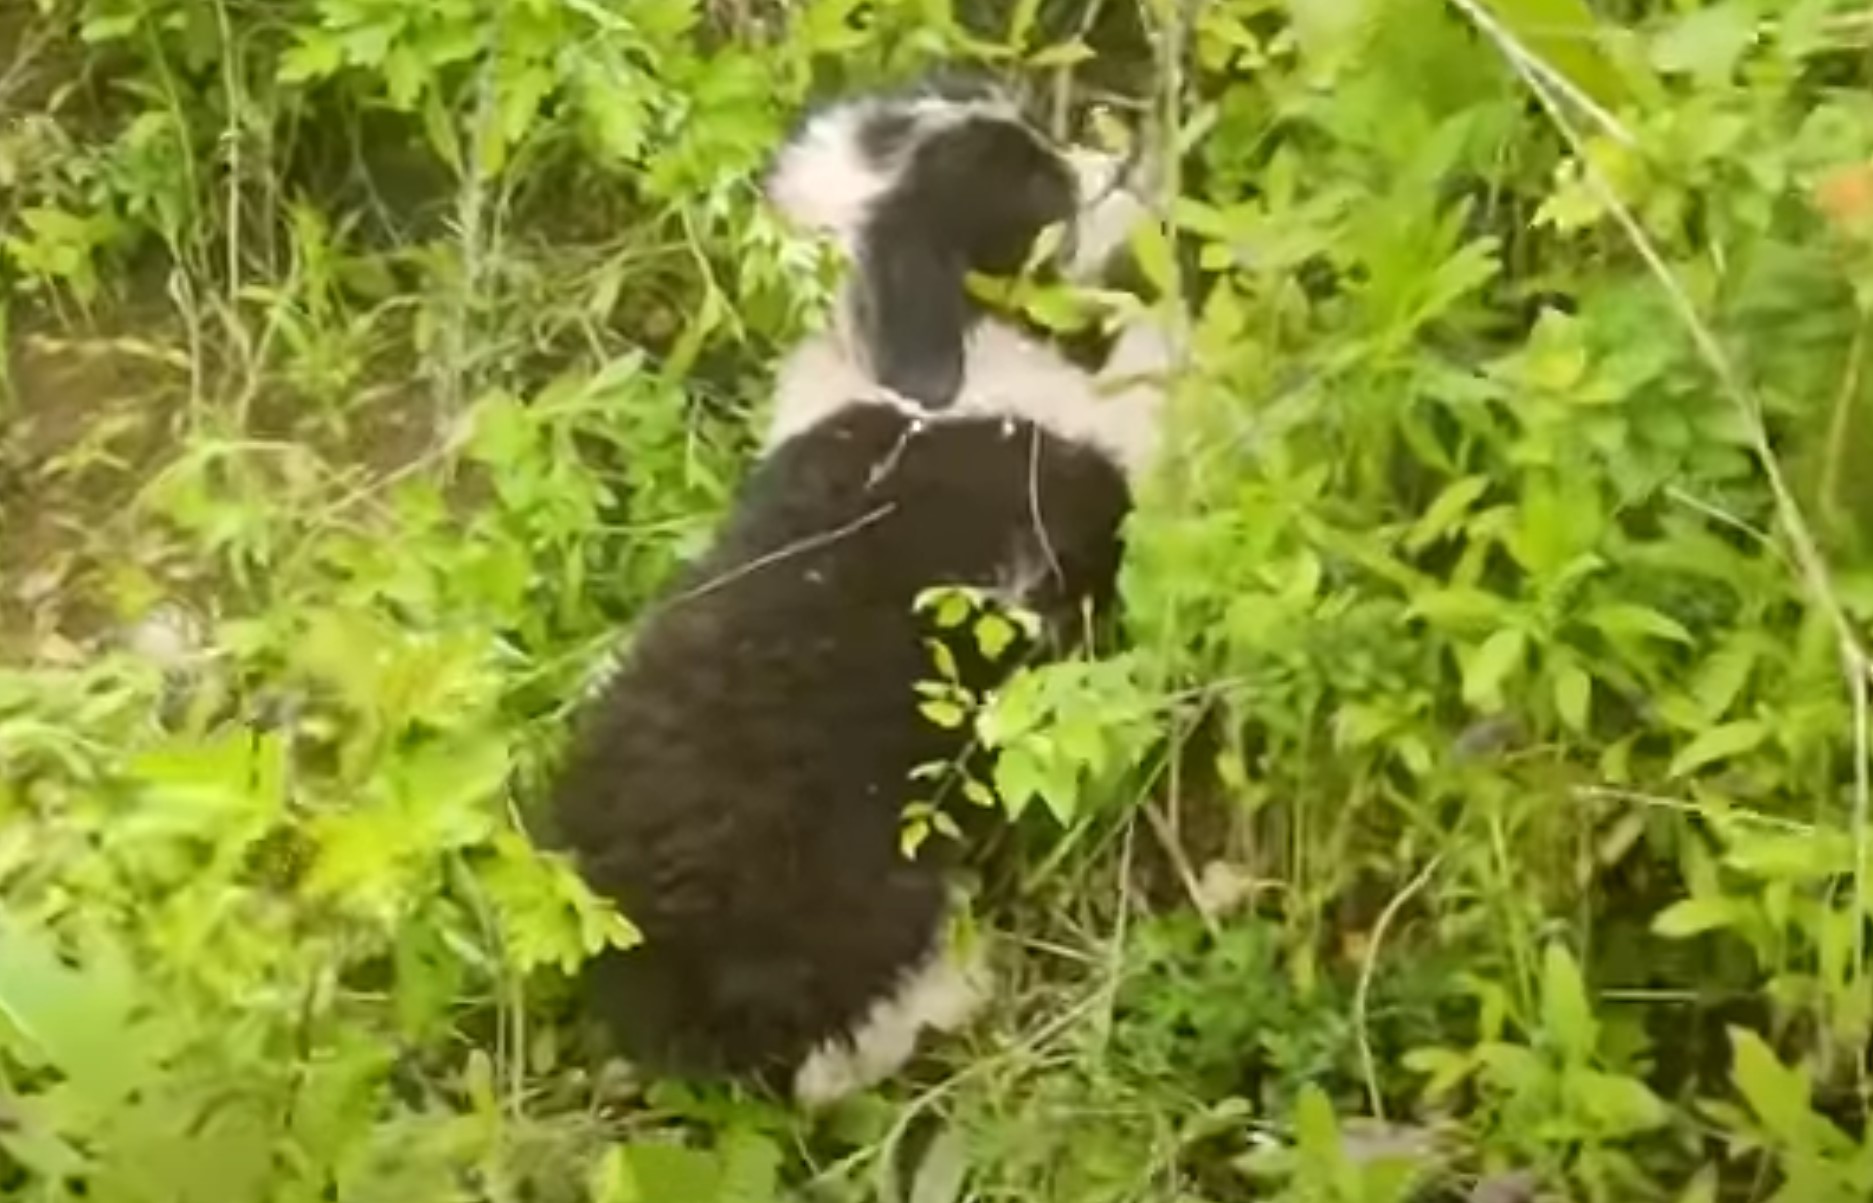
[6, 0, 1873, 1200]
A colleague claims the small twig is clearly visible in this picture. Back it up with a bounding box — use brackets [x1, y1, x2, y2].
[1853, 660, 1870, 1073]
[211, 0, 243, 303]
[1821, 317, 1869, 528]
[1141, 799, 1220, 937]
[0, 22, 52, 113]
[1662, 486, 1777, 551]
[1573, 785, 1815, 834]
[440, 22, 506, 416]
[816, 982, 1117, 1198]
[1092, 815, 1138, 1050]
[1354, 855, 1443, 1121]
[1440, 0, 1635, 147]
[1025, 422, 1065, 585]
[1048, 0, 1115, 140]
[664, 503, 897, 610]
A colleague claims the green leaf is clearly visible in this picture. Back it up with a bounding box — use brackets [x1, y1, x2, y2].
[1554, 661, 1592, 733]
[716, 1128, 783, 1203]
[1540, 942, 1596, 1061]
[901, 816, 931, 859]
[0, 914, 155, 1108]
[973, 612, 1018, 662]
[1588, 602, 1694, 645]
[1669, 720, 1770, 778]
[992, 745, 1045, 818]
[1570, 1070, 1669, 1133]
[619, 1144, 720, 1203]
[920, 699, 968, 730]
[1727, 1028, 1848, 1155]
[1026, 39, 1096, 69]
[1723, 829, 1853, 882]
[1403, 1046, 1477, 1101]
[1408, 587, 1512, 631]
[1691, 639, 1759, 722]
[1462, 627, 1526, 711]
[1129, 222, 1179, 301]
[1652, 896, 1737, 938]
[592, 1145, 638, 1203]
[918, 587, 976, 630]
[1005, 0, 1041, 47]
[926, 638, 961, 683]
[278, 31, 343, 83]
[1405, 475, 1489, 552]
[909, 1123, 970, 1203]
[1650, 4, 1757, 79]
[1480, 0, 1629, 111]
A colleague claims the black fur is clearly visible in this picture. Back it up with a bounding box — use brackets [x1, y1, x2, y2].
[853, 113, 1077, 408]
[545, 404, 1131, 1083]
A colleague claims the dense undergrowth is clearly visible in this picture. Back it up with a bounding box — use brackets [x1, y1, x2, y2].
[5, 0, 1873, 1199]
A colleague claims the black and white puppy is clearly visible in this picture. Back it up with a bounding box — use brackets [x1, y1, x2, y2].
[547, 77, 1173, 1108]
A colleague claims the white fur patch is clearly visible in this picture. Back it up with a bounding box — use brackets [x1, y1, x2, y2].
[950, 319, 1170, 481]
[765, 315, 1174, 481]
[791, 939, 991, 1110]
[1069, 180, 1152, 282]
[765, 105, 894, 245]
[765, 93, 1024, 249]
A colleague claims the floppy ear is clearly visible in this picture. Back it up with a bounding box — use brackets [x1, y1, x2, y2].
[853, 235, 970, 409]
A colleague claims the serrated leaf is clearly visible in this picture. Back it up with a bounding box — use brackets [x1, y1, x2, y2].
[0, 914, 155, 1107]
[1669, 720, 1769, 778]
[278, 32, 343, 83]
[992, 746, 1044, 818]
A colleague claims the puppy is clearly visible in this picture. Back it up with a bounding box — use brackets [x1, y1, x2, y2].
[546, 75, 1174, 1108]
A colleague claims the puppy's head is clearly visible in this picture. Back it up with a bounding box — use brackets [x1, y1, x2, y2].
[765, 76, 1143, 409]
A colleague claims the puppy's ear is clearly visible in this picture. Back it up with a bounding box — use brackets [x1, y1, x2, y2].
[853, 237, 969, 409]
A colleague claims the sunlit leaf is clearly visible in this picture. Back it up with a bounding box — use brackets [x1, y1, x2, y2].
[1669, 720, 1770, 778]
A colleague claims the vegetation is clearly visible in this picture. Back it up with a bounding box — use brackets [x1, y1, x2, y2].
[5, 0, 1873, 1199]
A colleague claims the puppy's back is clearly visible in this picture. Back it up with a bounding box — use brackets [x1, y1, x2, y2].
[547, 401, 1130, 1082]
